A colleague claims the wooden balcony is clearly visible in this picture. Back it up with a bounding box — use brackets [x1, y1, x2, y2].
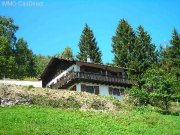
[51, 71, 133, 89]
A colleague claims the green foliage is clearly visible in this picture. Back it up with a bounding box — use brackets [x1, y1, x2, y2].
[159, 28, 180, 93]
[112, 20, 158, 88]
[23, 76, 38, 81]
[128, 67, 178, 111]
[34, 54, 51, 78]
[0, 16, 38, 79]
[130, 26, 157, 82]
[0, 105, 180, 135]
[112, 19, 135, 67]
[127, 86, 149, 106]
[15, 38, 36, 79]
[77, 24, 102, 63]
[143, 68, 176, 111]
[149, 92, 171, 111]
[55, 46, 74, 60]
[0, 16, 18, 44]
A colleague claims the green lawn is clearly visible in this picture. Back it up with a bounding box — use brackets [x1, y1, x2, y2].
[0, 105, 180, 135]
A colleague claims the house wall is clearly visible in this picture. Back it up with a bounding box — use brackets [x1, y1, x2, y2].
[74, 65, 80, 72]
[75, 83, 124, 98]
[76, 83, 81, 92]
[99, 85, 109, 96]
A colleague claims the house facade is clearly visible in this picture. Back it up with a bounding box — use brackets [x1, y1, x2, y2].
[40, 58, 133, 98]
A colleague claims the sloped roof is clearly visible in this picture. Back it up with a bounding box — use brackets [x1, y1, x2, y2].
[40, 57, 134, 79]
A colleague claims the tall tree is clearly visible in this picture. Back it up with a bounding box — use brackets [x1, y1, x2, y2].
[34, 54, 51, 78]
[55, 47, 74, 60]
[15, 38, 36, 78]
[76, 24, 102, 63]
[130, 26, 157, 82]
[160, 29, 180, 79]
[169, 29, 180, 78]
[0, 36, 16, 78]
[112, 19, 135, 67]
[0, 16, 18, 78]
[0, 16, 39, 79]
[0, 16, 18, 45]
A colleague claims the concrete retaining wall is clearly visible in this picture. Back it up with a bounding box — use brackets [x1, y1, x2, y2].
[0, 80, 42, 87]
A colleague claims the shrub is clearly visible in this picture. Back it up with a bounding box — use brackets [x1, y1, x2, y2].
[127, 86, 149, 106]
[149, 93, 172, 111]
[23, 77, 37, 81]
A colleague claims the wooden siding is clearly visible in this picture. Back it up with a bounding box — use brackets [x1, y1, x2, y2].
[51, 71, 133, 89]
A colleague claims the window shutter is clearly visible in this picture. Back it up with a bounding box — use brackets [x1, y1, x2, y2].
[94, 86, 99, 95]
[81, 84, 86, 92]
[120, 88, 125, 96]
[109, 87, 113, 95]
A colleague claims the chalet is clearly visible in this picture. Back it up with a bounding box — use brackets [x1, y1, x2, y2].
[40, 58, 134, 98]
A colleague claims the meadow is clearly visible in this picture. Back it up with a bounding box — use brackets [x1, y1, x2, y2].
[0, 105, 180, 135]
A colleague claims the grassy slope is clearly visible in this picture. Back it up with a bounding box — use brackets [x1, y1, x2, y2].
[0, 105, 180, 135]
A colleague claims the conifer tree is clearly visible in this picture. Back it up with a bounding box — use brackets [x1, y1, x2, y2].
[159, 29, 180, 95]
[169, 29, 180, 73]
[132, 26, 157, 87]
[131, 26, 157, 75]
[77, 24, 102, 63]
[112, 19, 135, 67]
[160, 29, 180, 74]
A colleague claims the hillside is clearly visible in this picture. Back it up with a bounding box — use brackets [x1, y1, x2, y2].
[0, 105, 180, 135]
[0, 83, 120, 112]
[0, 83, 180, 135]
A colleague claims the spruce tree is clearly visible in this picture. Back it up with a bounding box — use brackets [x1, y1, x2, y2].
[112, 19, 135, 67]
[132, 26, 157, 87]
[169, 29, 180, 72]
[76, 24, 102, 63]
[160, 29, 180, 75]
[159, 29, 180, 94]
[132, 26, 157, 75]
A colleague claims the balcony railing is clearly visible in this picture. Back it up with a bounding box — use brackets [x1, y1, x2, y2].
[51, 71, 133, 89]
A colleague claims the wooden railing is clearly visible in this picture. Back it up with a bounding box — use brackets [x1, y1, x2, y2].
[52, 71, 133, 88]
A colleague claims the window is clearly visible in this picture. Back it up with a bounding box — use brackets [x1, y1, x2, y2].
[81, 84, 99, 95]
[112, 88, 120, 96]
[109, 87, 124, 98]
[86, 86, 95, 94]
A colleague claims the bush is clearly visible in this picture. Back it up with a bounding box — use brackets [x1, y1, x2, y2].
[23, 77, 37, 81]
[149, 93, 171, 111]
[127, 86, 149, 106]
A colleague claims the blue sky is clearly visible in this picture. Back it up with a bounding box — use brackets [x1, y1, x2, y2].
[0, 0, 180, 63]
